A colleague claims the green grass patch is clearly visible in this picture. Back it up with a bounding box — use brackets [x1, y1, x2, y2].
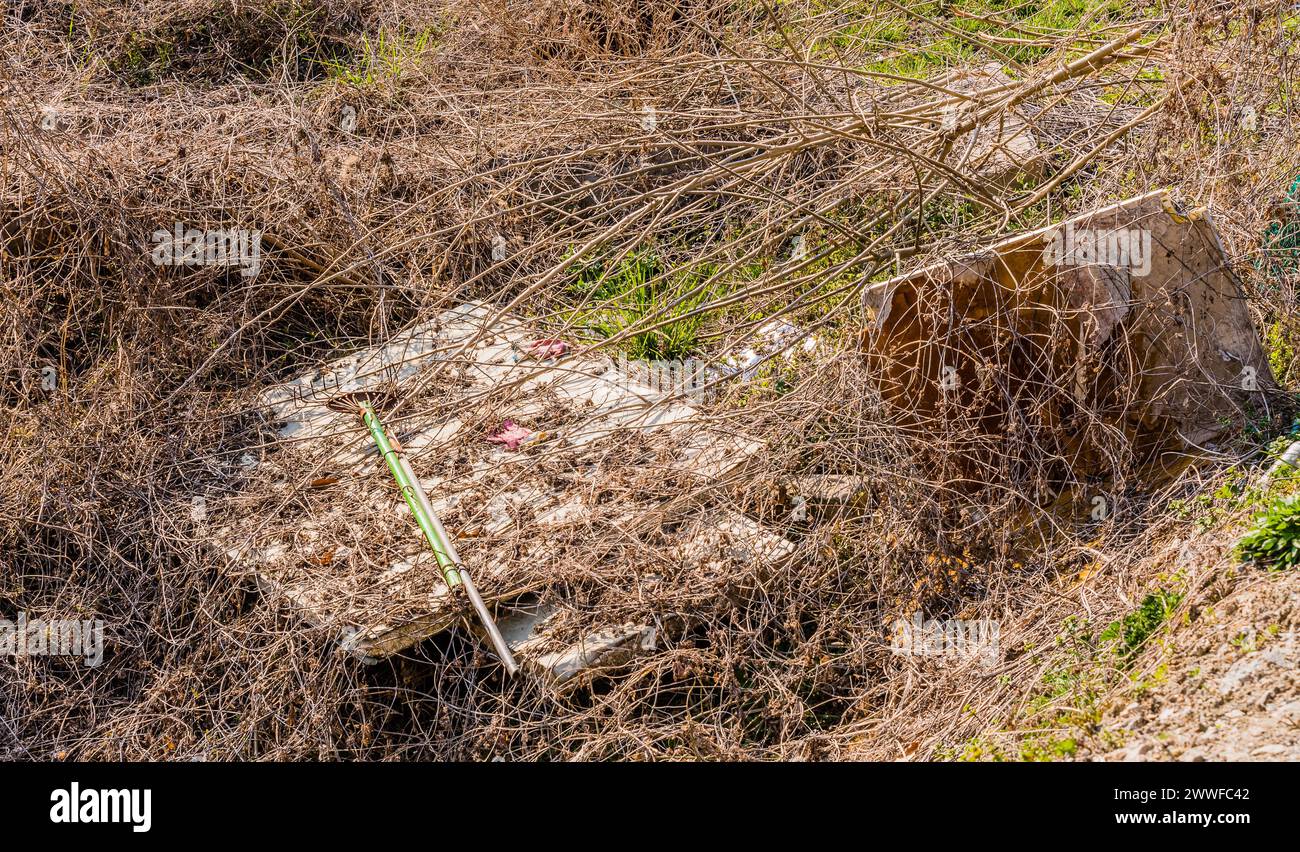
[844, 0, 1152, 80]
[317, 26, 440, 87]
[1168, 433, 1300, 533]
[969, 585, 1181, 761]
[562, 249, 722, 361]
[1266, 320, 1297, 386]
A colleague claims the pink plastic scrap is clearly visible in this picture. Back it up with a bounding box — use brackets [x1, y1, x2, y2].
[487, 420, 533, 450]
[526, 339, 568, 360]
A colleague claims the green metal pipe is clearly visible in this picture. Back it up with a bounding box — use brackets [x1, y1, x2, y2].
[355, 399, 518, 675]
[360, 402, 462, 589]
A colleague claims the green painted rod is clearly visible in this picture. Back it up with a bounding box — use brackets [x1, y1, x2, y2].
[358, 401, 518, 675]
[360, 402, 462, 589]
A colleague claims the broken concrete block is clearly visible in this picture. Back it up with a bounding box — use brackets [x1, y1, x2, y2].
[211, 302, 774, 663]
[532, 624, 658, 685]
[669, 510, 797, 567]
[492, 599, 657, 687]
[862, 190, 1276, 490]
[935, 63, 1043, 187]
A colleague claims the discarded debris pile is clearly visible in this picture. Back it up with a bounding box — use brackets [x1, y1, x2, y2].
[213, 302, 791, 680]
[862, 191, 1278, 514]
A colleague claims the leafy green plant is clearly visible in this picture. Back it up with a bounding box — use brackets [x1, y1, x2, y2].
[1099, 588, 1182, 664]
[1235, 493, 1300, 570]
[935, 735, 1008, 762]
[1019, 736, 1077, 761]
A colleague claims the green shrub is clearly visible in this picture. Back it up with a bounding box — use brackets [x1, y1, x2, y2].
[1235, 494, 1300, 570]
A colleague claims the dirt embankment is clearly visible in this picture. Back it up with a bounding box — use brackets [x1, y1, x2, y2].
[1092, 534, 1300, 762]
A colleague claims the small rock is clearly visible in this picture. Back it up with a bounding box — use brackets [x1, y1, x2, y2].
[1218, 656, 1269, 695]
[1158, 706, 1186, 724]
[1272, 700, 1300, 722]
[1122, 742, 1154, 761]
[1179, 747, 1208, 762]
